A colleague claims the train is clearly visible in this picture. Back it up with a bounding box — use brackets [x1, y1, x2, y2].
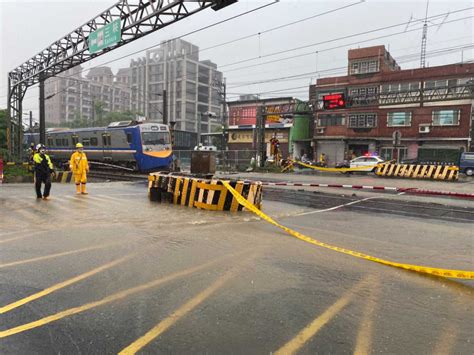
[24, 121, 173, 172]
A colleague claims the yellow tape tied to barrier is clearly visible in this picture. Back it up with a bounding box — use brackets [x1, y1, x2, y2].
[292, 160, 385, 173]
[222, 181, 474, 280]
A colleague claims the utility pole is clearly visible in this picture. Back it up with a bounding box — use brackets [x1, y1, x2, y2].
[17, 96, 23, 160]
[162, 89, 168, 125]
[39, 73, 46, 145]
[256, 105, 266, 167]
[420, 0, 429, 68]
[29, 111, 33, 131]
[197, 112, 202, 146]
[221, 78, 227, 152]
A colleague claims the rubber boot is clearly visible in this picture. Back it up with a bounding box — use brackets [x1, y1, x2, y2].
[81, 183, 88, 195]
[76, 184, 81, 195]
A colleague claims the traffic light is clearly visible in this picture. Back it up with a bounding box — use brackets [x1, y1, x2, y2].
[323, 93, 346, 110]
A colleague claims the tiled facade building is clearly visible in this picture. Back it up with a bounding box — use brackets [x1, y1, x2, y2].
[310, 45, 474, 164]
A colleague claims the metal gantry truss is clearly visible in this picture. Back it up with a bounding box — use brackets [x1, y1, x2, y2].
[8, 0, 237, 158]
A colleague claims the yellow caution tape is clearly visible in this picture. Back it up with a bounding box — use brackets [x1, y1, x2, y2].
[293, 160, 386, 172]
[222, 181, 474, 280]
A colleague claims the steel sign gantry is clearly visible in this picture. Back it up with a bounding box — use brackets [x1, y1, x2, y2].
[7, 0, 238, 159]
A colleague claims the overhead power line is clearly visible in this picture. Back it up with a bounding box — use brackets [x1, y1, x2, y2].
[220, 7, 473, 69]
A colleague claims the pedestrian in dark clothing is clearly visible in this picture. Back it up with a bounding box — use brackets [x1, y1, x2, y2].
[33, 144, 55, 200]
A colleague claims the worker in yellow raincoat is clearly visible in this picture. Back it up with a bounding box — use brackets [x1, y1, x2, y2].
[70, 143, 89, 194]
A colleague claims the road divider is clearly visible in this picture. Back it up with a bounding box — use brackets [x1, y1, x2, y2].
[221, 181, 474, 280]
[148, 173, 262, 211]
[236, 180, 474, 199]
[376, 163, 458, 181]
[287, 160, 460, 181]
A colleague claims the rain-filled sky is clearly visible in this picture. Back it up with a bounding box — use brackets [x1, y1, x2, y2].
[0, 0, 472, 121]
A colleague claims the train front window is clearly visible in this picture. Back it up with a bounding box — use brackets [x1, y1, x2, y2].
[142, 132, 170, 145]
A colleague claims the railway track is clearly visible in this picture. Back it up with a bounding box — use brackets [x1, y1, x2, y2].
[88, 170, 148, 182]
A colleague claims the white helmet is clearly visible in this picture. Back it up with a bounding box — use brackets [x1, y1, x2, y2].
[36, 144, 45, 150]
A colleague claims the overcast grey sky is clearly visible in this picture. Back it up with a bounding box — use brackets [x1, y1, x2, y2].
[0, 0, 472, 117]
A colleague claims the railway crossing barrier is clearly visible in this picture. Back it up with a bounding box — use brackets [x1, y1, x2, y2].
[53, 171, 73, 183]
[375, 163, 458, 181]
[148, 173, 262, 212]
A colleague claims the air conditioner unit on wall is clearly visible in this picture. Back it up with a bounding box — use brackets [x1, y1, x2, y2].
[316, 127, 325, 134]
[419, 125, 430, 133]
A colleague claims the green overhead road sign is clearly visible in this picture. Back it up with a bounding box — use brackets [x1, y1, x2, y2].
[88, 19, 121, 54]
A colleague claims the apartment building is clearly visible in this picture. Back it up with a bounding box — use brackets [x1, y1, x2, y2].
[44, 66, 131, 125]
[310, 45, 474, 164]
[130, 39, 223, 133]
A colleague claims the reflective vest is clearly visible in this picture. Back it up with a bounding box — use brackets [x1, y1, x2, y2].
[33, 153, 54, 175]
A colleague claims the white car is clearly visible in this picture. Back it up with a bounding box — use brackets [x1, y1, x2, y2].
[350, 155, 385, 172]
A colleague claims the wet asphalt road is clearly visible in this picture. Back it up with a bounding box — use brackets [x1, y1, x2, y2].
[0, 181, 473, 354]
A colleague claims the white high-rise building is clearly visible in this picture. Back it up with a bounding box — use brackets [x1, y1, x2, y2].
[44, 66, 131, 125]
[130, 39, 223, 133]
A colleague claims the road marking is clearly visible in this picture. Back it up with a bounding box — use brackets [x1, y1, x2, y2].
[0, 252, 243, 338]
[274, 276, 370, 355]
[0, 242, 121, 269]
[119, 265, 243, 354]
[97, 194, 125, 202]
[0, 234, 31, 244]
[432, 322, 459, 354]
[0, 253, 134, 314]
[432, 293, 465, 355]
[294, 197, 380, 216]
[354, 277, 381, 355]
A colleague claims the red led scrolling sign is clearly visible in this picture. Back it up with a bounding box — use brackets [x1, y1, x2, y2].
[323, 93, 346, 109]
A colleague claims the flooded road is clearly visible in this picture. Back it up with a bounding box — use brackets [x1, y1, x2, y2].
[1, 182, 472, 354]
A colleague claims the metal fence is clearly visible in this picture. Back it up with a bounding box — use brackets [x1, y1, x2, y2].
[174, 150, 257, 171]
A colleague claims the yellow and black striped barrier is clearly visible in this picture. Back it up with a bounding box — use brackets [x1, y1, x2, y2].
[221, 181, 474, 280]
[52, 171, 73, 183]
[148, 173, 262, 212]
[5, 162, 30, 166]
[376, 163, 458, 181]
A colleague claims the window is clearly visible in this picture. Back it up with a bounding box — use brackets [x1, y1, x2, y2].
[432, 110, 460, 126]
[142, 132, 170, 145]
[318, 114, 344, 126]
[348, 113, 377, 128]
[90, 137, 98, 146]
[102, 135, 107, 146]
[55, 139, 62, 146]
[380, 147, 407, 161]
[382, 82, 420, 93]
[126, 133, 132, 144]
[350, 59, 379, 75]
[72, 135, 79, 145]
[387, 112, 411, 127]
[82, 138, 90, 146]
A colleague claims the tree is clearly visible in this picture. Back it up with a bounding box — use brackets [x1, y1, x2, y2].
[93, 101, 106, 125]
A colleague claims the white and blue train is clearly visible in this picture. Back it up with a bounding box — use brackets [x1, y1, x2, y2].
[26, 121, 173, 172]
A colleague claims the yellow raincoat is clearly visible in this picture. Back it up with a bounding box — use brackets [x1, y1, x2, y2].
[70, 151, 89, 193]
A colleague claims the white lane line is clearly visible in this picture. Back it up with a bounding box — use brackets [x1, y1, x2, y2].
[294, 196, 381, 216]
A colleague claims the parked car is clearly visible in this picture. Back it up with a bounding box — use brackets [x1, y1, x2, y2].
[460, 152, 474, 176]
[350, 155, 385, 172]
